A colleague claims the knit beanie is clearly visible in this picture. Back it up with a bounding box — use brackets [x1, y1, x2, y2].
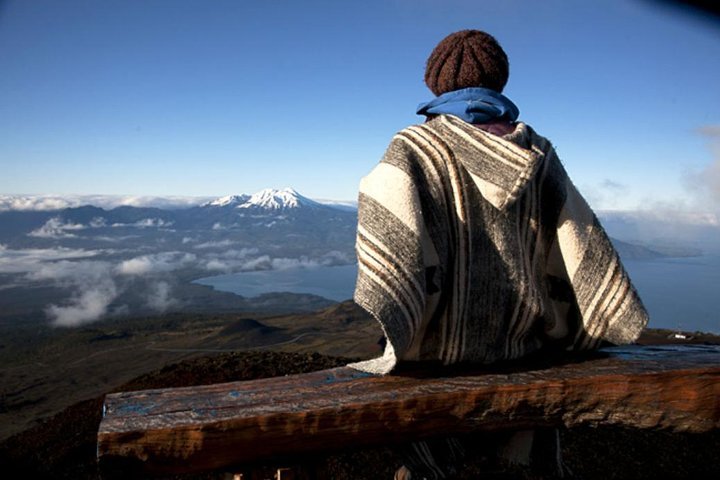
[424, 30, 510, 95]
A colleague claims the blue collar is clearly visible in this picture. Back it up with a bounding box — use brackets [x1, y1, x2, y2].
[416, 87, 519, 124]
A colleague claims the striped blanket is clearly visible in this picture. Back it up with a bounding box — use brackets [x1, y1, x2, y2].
[351, 114, 648, 374]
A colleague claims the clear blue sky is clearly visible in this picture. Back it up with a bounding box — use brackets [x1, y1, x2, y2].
[1, 0, 719, 210]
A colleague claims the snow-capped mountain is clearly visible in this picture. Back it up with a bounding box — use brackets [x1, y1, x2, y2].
[0, 189, 356, 213]
[237, 188, 321, 210]
[0, 188, 359, 252]
[199, 188, 343, 212]
[0, 188, 360, 329]
[202, 194, 251, 208]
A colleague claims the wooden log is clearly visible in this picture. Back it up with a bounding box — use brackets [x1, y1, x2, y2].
[97, 344, 720, 475]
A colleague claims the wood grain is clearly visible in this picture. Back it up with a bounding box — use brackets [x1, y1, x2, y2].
[97, 344, 720, 475]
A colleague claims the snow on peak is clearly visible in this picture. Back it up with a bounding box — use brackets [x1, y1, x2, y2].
[203, 194, 250, 207]
[238, 188, 319, 210]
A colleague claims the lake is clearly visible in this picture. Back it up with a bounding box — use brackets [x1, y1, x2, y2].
[194, 264, 358, 303]
[623, 255, 720, 334]
[194, 256, 720, 334]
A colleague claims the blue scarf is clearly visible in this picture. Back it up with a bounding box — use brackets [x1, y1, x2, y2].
[416, 87, 519, 124]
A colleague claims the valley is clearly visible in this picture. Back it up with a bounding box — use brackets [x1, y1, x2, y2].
[0, 301, 382, 441]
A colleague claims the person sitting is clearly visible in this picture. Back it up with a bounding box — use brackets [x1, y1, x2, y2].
[351, 29, 649, 479]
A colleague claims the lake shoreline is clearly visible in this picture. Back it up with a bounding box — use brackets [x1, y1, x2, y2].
[193, 256, 720, 335]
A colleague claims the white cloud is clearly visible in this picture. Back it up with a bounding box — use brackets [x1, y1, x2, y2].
[3, 247, 197, 325]
[235, 255, 272, 271]
[116, 252, 196, 276]
[193, 239, 236, 249]
[30, 216, 110, 236]
[21, 258, 121, 327]
[0, 194, 214, 212]
[92, 234, 139, 242]
[46, 280, 119, 327]
[0, 246, 102, 274]
[316, 199, 358, 211]
[219, 248, 259, 258]
[199, 250, 351, 273]
[581, 178, 630, 211]
[680, 125, 720, 213]
[0, 193, 354, 213]
[321, 250, 352, 265]
[270, 257, 314, 270]
[205, 259, 232, 271]
[145, 281, 178, 312]
[102, 195, 214, 209]
[89, 217, 107, 228]
[203, 249, 265, 272]
[111, 218, 174, 228]
[28, 217, 85, 238]
[0, 196, 76, 212]
[27, 259, 113, 283]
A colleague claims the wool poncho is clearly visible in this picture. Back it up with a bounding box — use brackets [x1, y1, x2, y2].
[351, 114, 648, 374]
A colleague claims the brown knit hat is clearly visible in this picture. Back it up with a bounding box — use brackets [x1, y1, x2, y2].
[424, 30, 509, 95]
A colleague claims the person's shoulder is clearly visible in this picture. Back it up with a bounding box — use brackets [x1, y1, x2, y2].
[505, 122, 556, 153]
[393, 118, 438, 136]
[382, 120, 442, 154]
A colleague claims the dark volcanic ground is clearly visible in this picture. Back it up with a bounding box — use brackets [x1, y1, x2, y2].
[1, 334, 719, 479]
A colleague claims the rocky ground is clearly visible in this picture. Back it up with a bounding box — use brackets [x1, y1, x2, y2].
[1, 331, 719, 480]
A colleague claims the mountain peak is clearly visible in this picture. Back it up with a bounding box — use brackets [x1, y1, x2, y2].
[203, 194, 250, 207]
[239, 188, 320, 210]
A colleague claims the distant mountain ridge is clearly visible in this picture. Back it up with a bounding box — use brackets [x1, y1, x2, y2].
[1, 189, 718, 330]
[201, 188, 325, 211]
[0, 188, 357, 244]
[0, 189, 357, 212]
[0, 188, 359, 328]
[240, 188, 323, 210]
[203, 194, 251, 208]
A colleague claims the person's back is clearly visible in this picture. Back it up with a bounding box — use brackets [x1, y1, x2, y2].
[351, 30, 649, 479]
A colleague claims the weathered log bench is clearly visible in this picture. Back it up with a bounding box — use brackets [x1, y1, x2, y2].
[97, 344, 720, 476]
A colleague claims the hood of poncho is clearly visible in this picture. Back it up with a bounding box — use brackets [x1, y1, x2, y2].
[435, 115, 545, 211]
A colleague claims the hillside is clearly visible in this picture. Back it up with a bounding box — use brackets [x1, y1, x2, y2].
[0, 302, 382, 441]
[1, 344, 719, 480]
[0, 297, 719, 480]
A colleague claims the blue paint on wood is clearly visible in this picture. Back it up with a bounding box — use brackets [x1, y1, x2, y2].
[324, 370, 375, 384]
[115, 403, 153, 415]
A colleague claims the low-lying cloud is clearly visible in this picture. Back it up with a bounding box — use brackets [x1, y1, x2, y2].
[24, 259, 122, 327]
[193, 239, 236, 249]
[111, 218, 174, 228]
[582, 178, 629, 211]
[46, 280, 119, 327]
[201, 249, 351, 273]
[684, 125, 720, 210]
[27, 259, 113, 283]
[116, 252, 196, 276]
[0, 246, 103, 274]
[2, 242, 353, 326]
[28, 217, 85, 239]
[0, 194, 213, 212]
[27, 215, 173, 240]
[145, 281, 178, 312]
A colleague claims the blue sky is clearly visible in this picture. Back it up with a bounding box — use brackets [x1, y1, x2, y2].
[1, 0, 719, 210]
